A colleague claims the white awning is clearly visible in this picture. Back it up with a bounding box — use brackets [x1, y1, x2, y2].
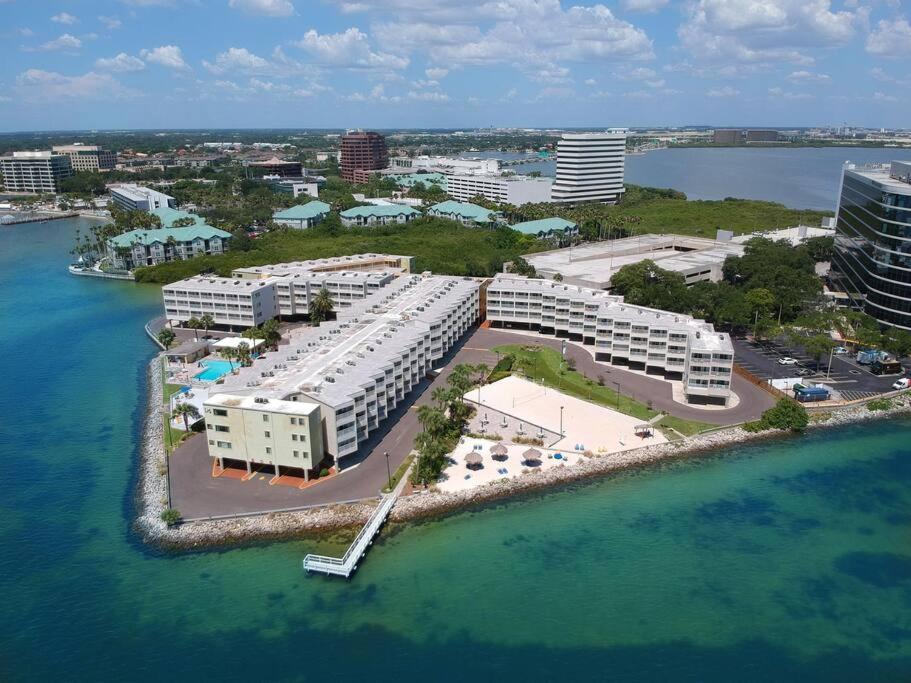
[213, 337, 265, 350]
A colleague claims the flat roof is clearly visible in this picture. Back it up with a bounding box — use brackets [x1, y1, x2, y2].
[205, 393, 320, 416]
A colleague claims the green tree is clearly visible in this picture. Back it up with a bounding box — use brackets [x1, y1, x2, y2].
[609, 260, 692, 313]
[260, 318, 282, 349]
[219, 346, 237, 371]
[744, 287, 775, 320]
[552, 273, 563, 282]
[883, 327, 911, 358]
[235, 341, 252, 367]
[157, 328, 176, 349]
[171, 402, 200, 432]
[200, 313, 215, 336]
[757, 398, 809, 432]
[309, 287, 334, 325]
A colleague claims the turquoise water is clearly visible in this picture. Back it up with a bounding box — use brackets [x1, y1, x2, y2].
[194, 359, 235, 382]
[2, 218, 911, 681]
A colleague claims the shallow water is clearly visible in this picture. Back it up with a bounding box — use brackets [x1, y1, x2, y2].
[1, 220, 910, 682]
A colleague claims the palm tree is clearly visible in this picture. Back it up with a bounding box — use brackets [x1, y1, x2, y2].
[171, 402, 200, 433]
[309, 287, 334, 326]
[219, 347, 237, 372]
[416, 404, 447, 438]
[235, 341, 252, 367]
[200, 313, 214, 337]
[186, 316, 202, 341]
[157, 328, 176, 349]
[261, 318, 281, 349]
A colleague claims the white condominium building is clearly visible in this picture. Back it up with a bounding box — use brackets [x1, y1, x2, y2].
[446, 173, 554, 206]
[485, 274, 734, 404]
[0, 151, 72, 193]
[162, 254, 415, 328]
[52, 144, 116, 172]
[551, 130, 627, 204]
[204, 270, 481, 473]
[109, 183, 176, 212]
[390, 155, 501, 174]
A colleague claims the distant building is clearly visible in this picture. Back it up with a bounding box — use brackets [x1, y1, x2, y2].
[52, 144, 116, 172]
[746, 129, 779, 143]
[712, 129, 742, 145]
[0, 151, 72, 193]
[427, 200, 498, 226]
[266, 178, 320, 198]
[173, 155, 221, 168]
[340, 131, 388, 183]
[551, 131, 626, 205]
[832, 160, 911, 329]
[109, 184, 177, 212]
[389, 155, 500, 175]
[272, 201, 332, 229]
[247, 157, 303, 178]
[445, 173, 554, 206]
[340, 205, 421, 227]
[394, 172, 447, 190]
[106, 207, 231, 270]
[510, 217, 578, 240]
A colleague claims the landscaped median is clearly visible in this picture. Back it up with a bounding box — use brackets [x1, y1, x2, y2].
[491, 344, 715, 438]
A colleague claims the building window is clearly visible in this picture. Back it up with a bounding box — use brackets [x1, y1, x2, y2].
[292, 434, 298, 441]
[262, 414, 269, 422]
[215, 425, 229, 433]
[264, 430, 270, 438]
[265, 447, 272, 454]
[216, 441, 231, 449]
[293, 450, 299, 458]
[290, 417, 297, 425]
[299, 434, 307, 442]
[213, 408, 228, 417]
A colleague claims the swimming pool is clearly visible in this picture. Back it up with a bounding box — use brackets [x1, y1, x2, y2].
[193, 360, 235, 382]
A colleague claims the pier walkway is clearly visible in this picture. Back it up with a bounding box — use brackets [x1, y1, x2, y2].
[303, 467, 409, 578]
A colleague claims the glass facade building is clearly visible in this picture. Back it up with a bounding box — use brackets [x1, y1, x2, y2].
[832, 161, 911, 329]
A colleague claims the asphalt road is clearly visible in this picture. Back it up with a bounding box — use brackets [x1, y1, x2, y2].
[169, 326, 774, 518]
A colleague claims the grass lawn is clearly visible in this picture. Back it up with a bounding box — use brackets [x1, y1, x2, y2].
[163, 382, 185, 405]
[381, 453, 415, 494]
[492, 344, 658, 420]
[657, 414, 716, 437]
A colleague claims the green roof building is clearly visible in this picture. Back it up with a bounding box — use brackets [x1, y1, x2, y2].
[340, 204, 422, 227]
[395, 172, 447, 190]
[427, 200, 499, 226]
[272, 201, 332, 229]
[106, 208, 232, 271]
[510, 217, 579, 240]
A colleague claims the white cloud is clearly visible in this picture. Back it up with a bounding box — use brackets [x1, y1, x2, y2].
[407, 90, 449, 102]
[95, 52, 146, 72]
[15, 69, 138, 102]
[295, 28, 409, 70]
[98, 16, 122, 30]
[228, 0, 295, 17]
[51, 13, 78, 25]
[500, 87, 518, 102]
[615, 66, 657, 80]
[425, 67, 448, 79]
[584, 78, 597, 86]
[37, 34, 82, 51]
[621, 0, 668, 12]
[248, 77, 290, 92]
[214, 79, 242, 91]
[118, 0, 177, 6]
[19, 28, 35, 37]
[411, 79, 439, 88]
[787, 70, 830, 83]
[369, 1, 653, 78]
[872, 91, 898, 102]
[707, 85, 739, 97]
[768, 86, 812, 100]
[867, 18, 911, 56]
[679, 1, 861, 65]
[204, 47, 269, 74]
[870, 67, 909, 86]
[140, 45, 189, 70]
[342, 83, 402, 103]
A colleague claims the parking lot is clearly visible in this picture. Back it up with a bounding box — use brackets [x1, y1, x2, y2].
[732, 336, 905, 401]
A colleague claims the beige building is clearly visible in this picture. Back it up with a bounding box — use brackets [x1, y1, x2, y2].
[52, 144, 116, 172]
[204, 394, 324, 479]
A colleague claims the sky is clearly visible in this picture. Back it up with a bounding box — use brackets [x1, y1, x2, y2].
[0, 0, 909, 132]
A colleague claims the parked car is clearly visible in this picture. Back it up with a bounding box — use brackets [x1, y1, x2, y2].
[796, 367, 815, 377]
[777, 356, 799, 366]
[833, 346, 849, 355]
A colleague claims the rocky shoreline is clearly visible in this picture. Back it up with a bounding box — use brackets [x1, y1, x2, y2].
[133, 356, 911, 550]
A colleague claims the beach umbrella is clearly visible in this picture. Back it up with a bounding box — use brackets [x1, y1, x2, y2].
[521, 447, 542, 463]
[489, 442, 508, 459]
[464, 452, 483, 467]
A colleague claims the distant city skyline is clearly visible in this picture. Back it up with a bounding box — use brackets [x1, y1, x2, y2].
[0, 0, 909, 132]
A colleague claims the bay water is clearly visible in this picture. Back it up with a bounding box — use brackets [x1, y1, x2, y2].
[1, 215, 910, 681]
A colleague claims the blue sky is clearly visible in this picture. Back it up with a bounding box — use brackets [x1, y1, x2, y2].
[0, 0, 909, 132]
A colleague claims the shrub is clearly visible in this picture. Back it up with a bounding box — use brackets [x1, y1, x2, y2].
[160, 508, 182, 526]
[867, 398, 893, 412]
[745, 398, 809, 433]
[319, 468, 331, 477]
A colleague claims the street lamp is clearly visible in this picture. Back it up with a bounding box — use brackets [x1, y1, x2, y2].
[384, 450, 392, 492]
[559, 405, 564, 436]
[826, 346, 835, 379]
[613, 381, 621, 410]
